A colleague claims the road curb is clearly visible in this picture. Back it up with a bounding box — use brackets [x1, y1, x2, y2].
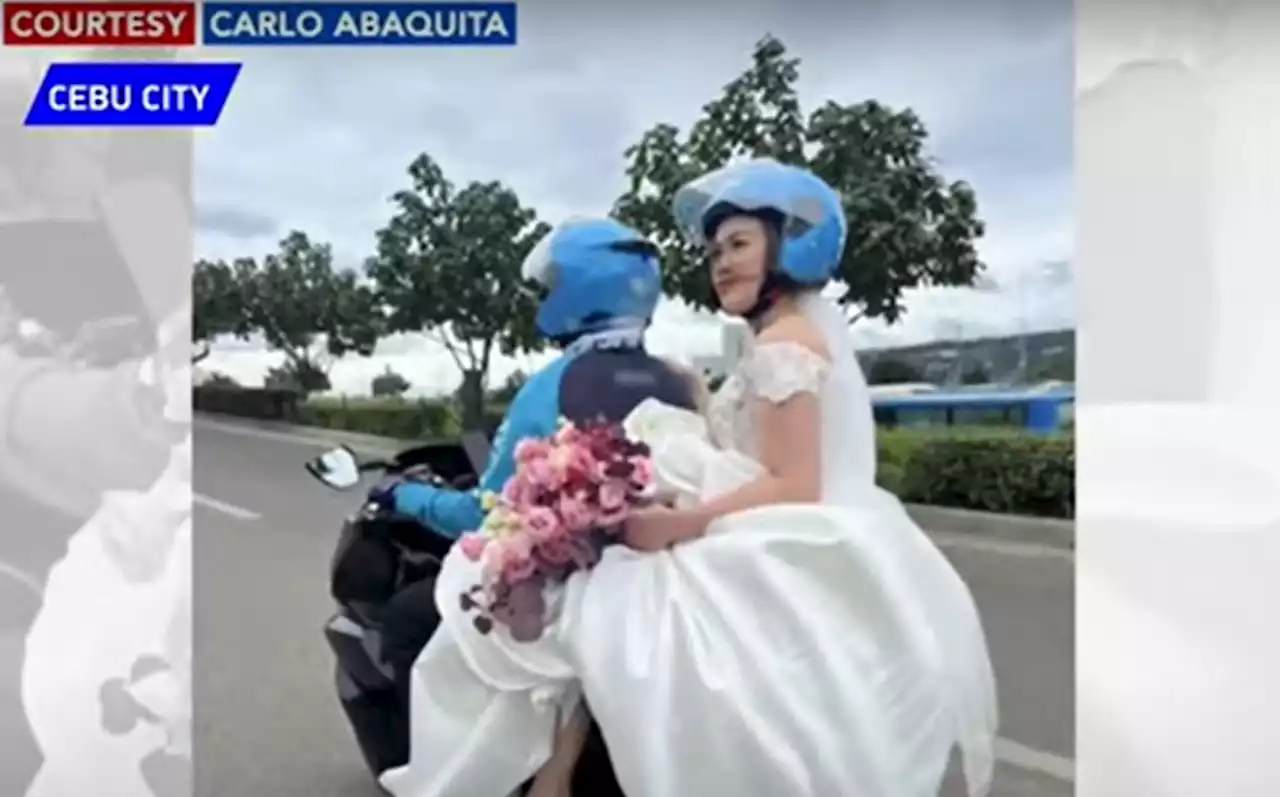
[197, 412, 1075, 549]
[905, 503, 1074, 551]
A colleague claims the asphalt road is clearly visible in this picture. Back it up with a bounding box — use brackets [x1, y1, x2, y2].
[191, 416, 1075, 797]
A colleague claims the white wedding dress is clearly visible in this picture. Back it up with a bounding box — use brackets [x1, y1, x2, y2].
[382, 293, 997, 797]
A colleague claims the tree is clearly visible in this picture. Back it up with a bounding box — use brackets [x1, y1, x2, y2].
[1034, 351, 1075, 382]
[238, 231, 381, 395]
[489, 369, 528, 405]
[264, 362, 330, 393]
[366, 153, 549, 429]
[614, 35, 986, 321]
[203, 371, 240, 388]
[960, 363, 992, 385]
[371, 365, 411, 398]
[866, 358, 923, 385]
[192, 258, 246, 363]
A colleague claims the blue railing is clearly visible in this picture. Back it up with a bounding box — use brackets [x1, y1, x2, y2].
[870, 386, 1075, 433]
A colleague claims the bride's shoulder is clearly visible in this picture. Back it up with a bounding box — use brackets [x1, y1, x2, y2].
[752, 313, 831, 363]
[744, 314, 832, 401]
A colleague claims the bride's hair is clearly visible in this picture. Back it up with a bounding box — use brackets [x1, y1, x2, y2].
[705, 208, 814, 329]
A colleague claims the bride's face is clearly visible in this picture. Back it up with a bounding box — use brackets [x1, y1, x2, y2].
[709, 216, 769, 315]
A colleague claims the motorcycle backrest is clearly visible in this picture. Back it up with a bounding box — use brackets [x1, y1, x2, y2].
[460, 430, 491, 475]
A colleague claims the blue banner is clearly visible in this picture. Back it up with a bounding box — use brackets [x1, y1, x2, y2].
[201, 2, 517, 46]
[24, 62, 240, 127]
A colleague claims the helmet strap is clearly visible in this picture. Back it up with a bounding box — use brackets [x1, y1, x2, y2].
[743, 224, 788, 330]
[743, 273, 784, 331]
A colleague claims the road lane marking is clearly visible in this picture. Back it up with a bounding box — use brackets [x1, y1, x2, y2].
[995, 736, 1075, 782]
[194, 493, 262, 521]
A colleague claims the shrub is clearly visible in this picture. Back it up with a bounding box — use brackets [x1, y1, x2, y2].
[200, 391, 1074, 518]
[298, 396, 462, 441]
[893, 428, 1074, 518]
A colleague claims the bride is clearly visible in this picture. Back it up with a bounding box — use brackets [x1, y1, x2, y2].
[381, 159, 998, 797]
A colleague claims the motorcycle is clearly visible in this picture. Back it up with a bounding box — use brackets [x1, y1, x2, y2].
[304, 437, 624, 796]
[304, 438, 478, 780]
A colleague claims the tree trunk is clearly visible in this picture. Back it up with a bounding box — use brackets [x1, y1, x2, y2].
[458, 369, 486, 432]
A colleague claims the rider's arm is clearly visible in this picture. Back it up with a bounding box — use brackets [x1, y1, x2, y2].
[392, 365, 562, 538]
[698, 321, 829, 514]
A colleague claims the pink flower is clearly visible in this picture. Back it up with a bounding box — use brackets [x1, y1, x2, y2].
[598, 479, 628, 513]
[556, 495, 595, 533]
[523, 458, 562, 491]
[502, 476, 534, 508]
[597, 505, 629, 528]
[492, 534, 536, 584]
[514, 438, 551, 464]
[552, 422, 585, 447]
[459, 533, 488, 561]
[537, 537, 575, 566]
[566, 444, 598, 478]
[522, 505, 562, 544]
[630, 456, 654, 489]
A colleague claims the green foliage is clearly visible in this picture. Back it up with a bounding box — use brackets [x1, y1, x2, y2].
[218, 393, 1072, 519]
[234, 231, 381, 394]
[886, 428, 1074, 518]
[371, 366, 411, 398]
[299, 395, 462, 441]
[203, 371, 240, 387]
[866, 357, 924, 385]
[192, 258, 246, 360]
[960, 363, 991, 385]
[365, 153, 550, 428]
[489, 369, 528, 405]
[1034, 350, 1075, 382]
[264, 361, 331, 394]
[614, 35, 985, 320]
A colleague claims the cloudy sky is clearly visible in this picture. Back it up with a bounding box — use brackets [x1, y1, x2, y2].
[195, 0, 1073, 397]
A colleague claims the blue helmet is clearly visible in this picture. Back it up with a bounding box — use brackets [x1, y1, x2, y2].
[672, 158, 847, 286]
[521, 217, 663, 340]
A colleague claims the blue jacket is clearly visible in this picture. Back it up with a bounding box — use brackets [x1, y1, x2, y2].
[392, 343, 695, 538]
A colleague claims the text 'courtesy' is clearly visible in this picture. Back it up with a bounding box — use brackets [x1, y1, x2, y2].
[1, 1, 198, 46]
[24, 62, 242, 127]
[201, 1, 516, 46]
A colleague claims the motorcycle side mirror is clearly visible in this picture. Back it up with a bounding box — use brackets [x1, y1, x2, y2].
[305, 446, 361, 491]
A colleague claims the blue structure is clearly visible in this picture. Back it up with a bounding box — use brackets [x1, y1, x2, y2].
[871, 386, 1075, 433]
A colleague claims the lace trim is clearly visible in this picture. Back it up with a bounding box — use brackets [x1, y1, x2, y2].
[742, 341, 831, 404]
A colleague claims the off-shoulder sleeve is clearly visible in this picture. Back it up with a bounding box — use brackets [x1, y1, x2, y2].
[741, 341, 831, 404]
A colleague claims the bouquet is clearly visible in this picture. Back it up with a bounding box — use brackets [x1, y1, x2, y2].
[457, 417, 656, 642]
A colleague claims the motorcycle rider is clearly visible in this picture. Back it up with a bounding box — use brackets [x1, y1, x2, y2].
[386, 216, 696, 536]
[375, 217, 697, 796]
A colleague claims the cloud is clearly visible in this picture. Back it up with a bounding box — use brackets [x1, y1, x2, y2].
[195, 203, 279, 242]
[198, 0, 1072, 395]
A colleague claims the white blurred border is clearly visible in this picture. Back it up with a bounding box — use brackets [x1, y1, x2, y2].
[1077, 2, 1280, 794]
